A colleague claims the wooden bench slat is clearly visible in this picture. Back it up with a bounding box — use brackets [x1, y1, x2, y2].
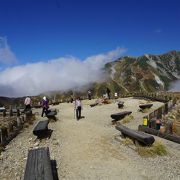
[139, 104, 153, 110]
[138, 125, 180, 144]
[33, 120, 49, 138]
[46, 111, 57, 117]
[111, 111, 132, 121]
[116, 124, 155, 145]
[24, 147, 53, 180]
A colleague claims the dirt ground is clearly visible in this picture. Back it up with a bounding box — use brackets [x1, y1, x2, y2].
[1, 97, 180, 180]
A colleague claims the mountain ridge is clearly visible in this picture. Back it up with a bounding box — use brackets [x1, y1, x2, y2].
[96, 50, 180, 95]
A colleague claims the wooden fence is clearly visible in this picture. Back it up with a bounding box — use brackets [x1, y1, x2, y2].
[120, 92, 179, 121]
[0, 108, 34, 147]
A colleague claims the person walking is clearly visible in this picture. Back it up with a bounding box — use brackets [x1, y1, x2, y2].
[74, 97, 83, 120]
[24, 96, 32, 111]
[41, 96, 49, 117]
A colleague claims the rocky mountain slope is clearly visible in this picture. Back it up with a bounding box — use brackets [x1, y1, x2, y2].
[93, 50, 180, 96]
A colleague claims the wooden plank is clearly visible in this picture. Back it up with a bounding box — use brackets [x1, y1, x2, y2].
[46, 110, 57, 120]
[116, 124, 155, 145]
[90, 103, 98, 107]
[33, 120, 49, 138]
[117, 101, 124, 108]
[24, 147, 53, 180]
[111, 111, 132, 121]
[139, 104, 153, 110]
[46, 111, 57, 117]
[138, 125, 180, 144]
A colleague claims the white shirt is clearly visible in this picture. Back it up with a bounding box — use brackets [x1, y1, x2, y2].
[24, 97, 31, 105]
[75, 100, 82, 109]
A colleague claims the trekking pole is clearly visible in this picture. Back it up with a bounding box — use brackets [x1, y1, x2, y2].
[74, 101, 76, 119]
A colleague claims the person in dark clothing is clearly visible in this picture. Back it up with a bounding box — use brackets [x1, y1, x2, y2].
[41, 96, 49, 117]
[87, 90, 92, 100]
[106, 88, 111, 99]
[74, 97, 83, 120]
[70, 97, 74, 103]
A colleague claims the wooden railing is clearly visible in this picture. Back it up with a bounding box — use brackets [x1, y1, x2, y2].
[0, 108, 35, 148]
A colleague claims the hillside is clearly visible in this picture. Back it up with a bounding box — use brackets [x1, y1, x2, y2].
[92, 50, 180, 96]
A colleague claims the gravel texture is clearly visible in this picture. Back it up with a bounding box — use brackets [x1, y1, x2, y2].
[0, 97, 180, 180]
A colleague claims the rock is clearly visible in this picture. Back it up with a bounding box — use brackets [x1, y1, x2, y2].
[53, 141, 59, 146]
[34, 142, 39, 147]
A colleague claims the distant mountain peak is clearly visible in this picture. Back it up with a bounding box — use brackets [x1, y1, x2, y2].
[97, 50, 180, 94]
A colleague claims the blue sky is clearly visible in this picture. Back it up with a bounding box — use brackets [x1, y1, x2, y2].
[0, 0, 179, 63]
[0, 0, 180, 96]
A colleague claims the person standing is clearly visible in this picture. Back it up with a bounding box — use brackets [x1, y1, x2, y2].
[106, 87, 111, 99]
[24, 96, 32, 111]
[74, 97, 83, 120]
[41, 96, 49, 117]
[114, 92, 118, 99]
[87, 90, 92, 100]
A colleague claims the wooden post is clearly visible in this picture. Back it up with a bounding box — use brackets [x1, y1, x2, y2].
[17, 117, 21, 127]
[8, 122, 13, 132]
[1, 127, 8, 144]
[0, 129, 2, 144]
[9, 106, 13, 117]
[164, 103, 168, 114]
[17, 109, 20, 117]
[3, 109, 6, 117]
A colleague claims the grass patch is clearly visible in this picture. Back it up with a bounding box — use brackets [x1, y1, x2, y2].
[141, 108, 150, 113]
[121, 137, 134, 146]
[136, 141, 168, 157]
[122, 115, 134, 124]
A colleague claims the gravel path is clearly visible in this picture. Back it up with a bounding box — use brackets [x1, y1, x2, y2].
[0, 97, 180, 180]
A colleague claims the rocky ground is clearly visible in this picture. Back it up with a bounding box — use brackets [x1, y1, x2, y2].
[0, 97, 180, 180]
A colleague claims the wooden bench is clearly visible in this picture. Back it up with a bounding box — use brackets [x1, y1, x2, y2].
[46, 109, 57, 120]
[138, 125, 180, 144]
[116, 124, 155, 146]
[24, 147, 53, 180]
[111, 111, 132, 121]
[117, 101, 124, 108]
[90, 102, 98, 107]
[139, 104, 153, 110]
[33, 120, 49, 138]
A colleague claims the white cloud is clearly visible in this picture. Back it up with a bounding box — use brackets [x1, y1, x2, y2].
[0, 36, 17, 64]
[0, 47, 126, 97]
[169, 80, 180, 92]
